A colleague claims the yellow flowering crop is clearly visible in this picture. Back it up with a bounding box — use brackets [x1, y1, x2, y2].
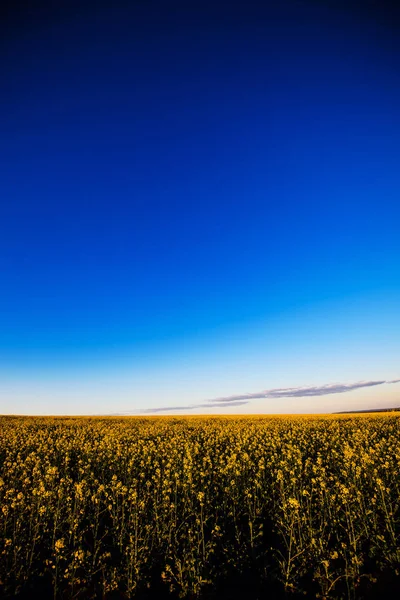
[0, 413, 399, 598]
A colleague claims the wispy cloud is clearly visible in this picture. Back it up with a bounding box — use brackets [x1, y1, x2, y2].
[207, 379, 400, 403]
[139, 401, 249, 414]
[108, 400, 250, 415]
[106, 378, 400, 416]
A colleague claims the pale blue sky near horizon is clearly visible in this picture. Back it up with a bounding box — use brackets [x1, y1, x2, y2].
[1, 0, 399, 415]
[2, 289, 399, 415]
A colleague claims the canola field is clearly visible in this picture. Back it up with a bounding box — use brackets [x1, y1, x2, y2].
[1, 415, 400, 599]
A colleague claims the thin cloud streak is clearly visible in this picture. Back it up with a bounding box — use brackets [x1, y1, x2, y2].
[208, 379, 400, 403]
[140, 401, 249, 414]
[107, 400, 250, 415]
[104, 378, 399, 416]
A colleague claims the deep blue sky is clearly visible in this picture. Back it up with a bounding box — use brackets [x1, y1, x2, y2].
[1, 0, 400, 414]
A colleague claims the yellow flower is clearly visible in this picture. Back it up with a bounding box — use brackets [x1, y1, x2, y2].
[288, 498, 300, 509]
[55, 539, 65, 552]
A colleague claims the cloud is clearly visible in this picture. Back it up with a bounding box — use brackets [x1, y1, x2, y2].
[207, 379, 400, 403]
[140, 401, 249, 414]
[106, 378, 400, 415]
[107, 400, 249, 415]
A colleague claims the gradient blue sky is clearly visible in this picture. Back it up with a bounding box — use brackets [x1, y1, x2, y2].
[1, 0, 399, 415]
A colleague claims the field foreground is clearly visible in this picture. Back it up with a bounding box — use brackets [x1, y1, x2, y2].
[1, 414, 400, 599]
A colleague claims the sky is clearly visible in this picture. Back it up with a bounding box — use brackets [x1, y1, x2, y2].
[1, 0, 399, 415]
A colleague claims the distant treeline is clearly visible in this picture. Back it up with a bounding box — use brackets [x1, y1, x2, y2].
[334, 407, 400, 414]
